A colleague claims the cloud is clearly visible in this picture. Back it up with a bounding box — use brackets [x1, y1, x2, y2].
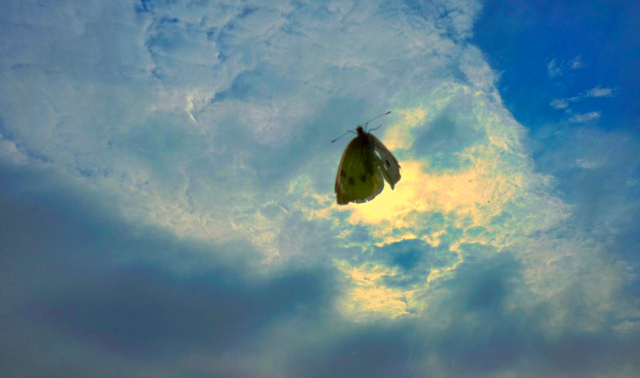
[549, 85, 613, 119]
[1, 0, 639, 376]
[550, 98, 569, 109]
[575, 158, 605, 169]
[547, 58, 562, 77]
[568, 111, 601, 123]
[570, 55, 585, 69]
[547, 55, 585, 77]
[0, 162, 334, 376]
[586, 85, 614, 98]
[530, 125, 640, 232]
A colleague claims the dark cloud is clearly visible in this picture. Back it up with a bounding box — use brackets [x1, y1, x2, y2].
[290, 324, 418, 378]
[418, 251, 640, 377]
[288, 250, 640, 377]
[24, 267, 325, 357]
[433, 250, 523, 318]
[0, 163, 333, 376]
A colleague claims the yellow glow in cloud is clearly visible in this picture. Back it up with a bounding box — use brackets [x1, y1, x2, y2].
[326, 84, 574, 322]
[383, 107, 429, 150]
[343, 148, 524, 248]
[185, 95, 197, 123]
[335, 260, 421, 321]
[337, 84, 529, 240]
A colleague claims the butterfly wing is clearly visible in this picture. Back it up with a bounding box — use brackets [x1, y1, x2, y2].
[368, 133, 401, 189]
[335, 134, 384, 205]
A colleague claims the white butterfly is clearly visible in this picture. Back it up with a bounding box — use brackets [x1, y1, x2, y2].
[334, 112, 401, 205]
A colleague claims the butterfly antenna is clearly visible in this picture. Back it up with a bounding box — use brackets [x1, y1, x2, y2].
[363, 111, 391, 131]
[332, 111, 390, 142]
[331, 130, 357, 143]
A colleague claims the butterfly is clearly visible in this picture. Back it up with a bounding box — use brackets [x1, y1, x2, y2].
[334, 111, 401, 205]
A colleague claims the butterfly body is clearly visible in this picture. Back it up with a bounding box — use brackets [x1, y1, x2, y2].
[335, 126, 401, 205]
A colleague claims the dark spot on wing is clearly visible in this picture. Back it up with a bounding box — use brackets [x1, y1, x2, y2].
[340, 169, 347, 178]
[360, 173, 367, 183]
[348, 177, 355, 185]
[385, 159, 391, 167]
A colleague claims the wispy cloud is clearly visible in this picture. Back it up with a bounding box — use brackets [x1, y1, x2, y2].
[547, 58, 562, 77]
[550, 84, 613, 120]
[550, 98, 569, 109]
[568, 111, 601, 123]
[547, 55, 585, 78]
[586, 85, 614, 97]
[547, 55, 586, 77]
[575, 158, 605, 169]
[570, 55, 585, 69]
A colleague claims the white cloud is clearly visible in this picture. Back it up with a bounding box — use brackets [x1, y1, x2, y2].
[548, 55, 585, 77]
[1, 0, 488, 251]
[586, 85, 614, 97]
[550, 85, 613, 114]
[550, 99, 569, 109]
[0, 2, 638, 375]
[0, 0, 625, 305]
[570, 55, 585, 69]
[547, 58, 562, 77]
[0, 0, 628, 302]
[568, 111, 601, 123]
[575, 158, 604, 169]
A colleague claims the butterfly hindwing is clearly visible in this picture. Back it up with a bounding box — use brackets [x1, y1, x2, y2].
[369, 133, 401, 189]
[335, 131, 384, 205]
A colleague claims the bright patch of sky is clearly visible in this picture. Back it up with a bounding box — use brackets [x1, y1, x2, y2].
[1, 0, 639, 376]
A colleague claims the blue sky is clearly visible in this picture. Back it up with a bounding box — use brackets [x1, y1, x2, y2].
[473, 0, 640, 132]
[1, 0, 639, 376]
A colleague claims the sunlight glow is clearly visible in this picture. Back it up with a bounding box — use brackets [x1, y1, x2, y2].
[327, 91, 572, 321]
[335, 260, 421, 321]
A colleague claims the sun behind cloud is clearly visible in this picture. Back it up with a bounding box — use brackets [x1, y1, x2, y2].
[325, 85, 575, 321]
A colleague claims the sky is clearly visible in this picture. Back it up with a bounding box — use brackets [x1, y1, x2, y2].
[1, 0, 639, 376]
